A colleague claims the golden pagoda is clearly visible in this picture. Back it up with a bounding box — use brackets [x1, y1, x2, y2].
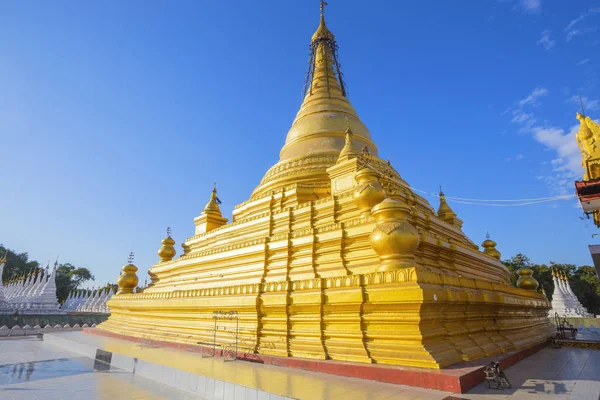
[100, 3, 552, 369]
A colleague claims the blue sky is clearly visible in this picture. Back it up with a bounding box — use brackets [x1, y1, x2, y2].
[1, 0, 599, 288]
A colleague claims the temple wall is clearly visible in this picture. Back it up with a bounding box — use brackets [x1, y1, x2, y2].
[0, 313, 108, 328]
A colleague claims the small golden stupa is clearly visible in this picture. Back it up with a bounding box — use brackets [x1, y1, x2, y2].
[100, 3, 552, 368]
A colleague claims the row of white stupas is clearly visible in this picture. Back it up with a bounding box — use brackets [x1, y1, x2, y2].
[0, 257, 63, 315]
[550, 268, 593, 317]
[61, 288, 114, 313]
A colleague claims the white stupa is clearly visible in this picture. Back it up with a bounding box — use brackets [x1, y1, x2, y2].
[61, 287, 113, 314]
[0, 253, 11, 314]
[2, 261, 64, 315]
[550, 268, 592, 318]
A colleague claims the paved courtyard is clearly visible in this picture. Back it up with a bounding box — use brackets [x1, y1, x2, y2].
[1, 334, 599, 400]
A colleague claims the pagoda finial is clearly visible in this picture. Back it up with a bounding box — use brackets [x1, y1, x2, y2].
[304, 1, 345, 98]
[128, 252, 135, 264]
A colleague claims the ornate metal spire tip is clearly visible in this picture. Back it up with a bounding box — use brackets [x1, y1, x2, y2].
[167, 227, 172, 237]
[320, 0, 328, 16]
[486, 232, 490, 239]
[128, 252, 135, 264]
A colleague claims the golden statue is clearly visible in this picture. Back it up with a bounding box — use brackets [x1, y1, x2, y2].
[99, 3, 552, 369]
[576, 112, 600, 180]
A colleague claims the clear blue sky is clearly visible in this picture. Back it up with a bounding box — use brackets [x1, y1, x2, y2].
[1, 1, 599, 288]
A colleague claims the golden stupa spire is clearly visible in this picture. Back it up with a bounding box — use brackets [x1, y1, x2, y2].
[269, 1, 378, 170]
[194, 184, 228, 234]
[437, 187, 457, 224]
[551, 267, 556, 277]
[203, 183, 223, 215]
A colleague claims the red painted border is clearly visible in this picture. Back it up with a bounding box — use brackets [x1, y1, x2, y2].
[83, 328, 547, 393]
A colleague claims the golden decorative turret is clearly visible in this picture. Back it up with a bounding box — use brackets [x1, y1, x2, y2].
[181, 242, 191, 256]
[481, 233, 501, 260]
[337, 122, 360, 162]
[157, 227, 176, 262]
[353, 168, 386, 216]
[370, 198, 419, 271]
[437, 188, 457, 224]
[194, 185, 228, 234]
[147, 270, 158, 287]
[116, 252, 139, 295]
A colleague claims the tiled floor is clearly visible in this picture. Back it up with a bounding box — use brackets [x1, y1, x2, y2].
[464, 346, 600, 400]
[0, 337, 203, 400]
[3, 333, 600, 400]
[46, 331, 453, 400]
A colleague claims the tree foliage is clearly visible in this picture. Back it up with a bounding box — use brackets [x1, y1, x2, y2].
[55, 263, 96, 304]
[1, 244, 95, 304]
[502, 253, 600, 315]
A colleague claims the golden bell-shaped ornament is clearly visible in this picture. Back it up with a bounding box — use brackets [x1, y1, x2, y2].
[369, 198, 420, 272]
[481, 233, 501, 260]
[157, 227, 176, 262]
[117, 252, 139, 295]
[516, 267, 539, 291]
[158, 237, 176, 262]
[353, 167, 386, 216]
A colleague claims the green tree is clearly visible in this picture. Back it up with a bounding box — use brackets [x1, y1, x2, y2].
[56, 263, 95, 304]
[571, 266, 600, 315]
[0, 244, 42, 281]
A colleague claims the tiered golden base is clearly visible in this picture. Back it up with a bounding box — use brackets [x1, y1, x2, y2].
[101, 266, 552, 369]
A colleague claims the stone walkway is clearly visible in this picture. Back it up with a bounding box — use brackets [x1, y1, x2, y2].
[463, 346, 600, 400]
[0, 337, 202, 400]
[1, 334, 599, 399]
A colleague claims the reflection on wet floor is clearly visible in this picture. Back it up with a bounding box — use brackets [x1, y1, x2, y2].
[0, 339, 202, 400]
[0, 357, 101, 385]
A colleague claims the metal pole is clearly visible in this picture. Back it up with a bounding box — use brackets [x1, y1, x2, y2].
[235, 314, 239, 361]
[213, 316, 217, 356]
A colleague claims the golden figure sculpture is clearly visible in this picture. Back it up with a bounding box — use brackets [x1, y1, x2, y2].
[100, 3, 552, 369]
[576, 112, 600, 180]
